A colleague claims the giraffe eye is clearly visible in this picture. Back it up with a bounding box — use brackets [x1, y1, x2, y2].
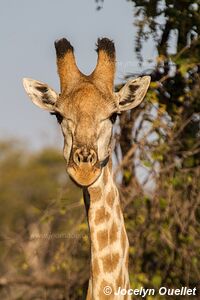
[109, 113, 118, 124]
[50, 112, 63, 124]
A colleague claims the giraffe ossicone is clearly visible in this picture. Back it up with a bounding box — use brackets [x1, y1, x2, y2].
[23, 37, 150, 299]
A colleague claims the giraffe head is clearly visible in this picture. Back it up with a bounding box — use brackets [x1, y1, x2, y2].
[23, 38, 150, 187]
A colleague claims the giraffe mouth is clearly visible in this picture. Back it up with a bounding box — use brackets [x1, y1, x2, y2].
[67, 162, 102, 187]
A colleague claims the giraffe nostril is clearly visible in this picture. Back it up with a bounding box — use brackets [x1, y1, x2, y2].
[89, 150, 97, 166]
[73, 149, 82, 165]
[73, 148, 97, 166]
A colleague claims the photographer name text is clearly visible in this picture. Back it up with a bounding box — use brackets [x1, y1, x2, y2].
[114, 286, 197, 297]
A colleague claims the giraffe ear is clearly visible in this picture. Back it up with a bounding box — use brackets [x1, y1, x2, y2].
[23, 78, 58, 111]
[115, 76, 151, 112]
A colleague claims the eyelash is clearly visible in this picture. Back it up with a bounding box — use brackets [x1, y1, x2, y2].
[50, 112, 63, 124]
[109, 113, 118, 124]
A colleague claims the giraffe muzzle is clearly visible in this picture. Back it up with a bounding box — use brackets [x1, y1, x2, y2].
[67, 147, 101, 186]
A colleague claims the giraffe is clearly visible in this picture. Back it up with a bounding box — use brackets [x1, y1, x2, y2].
[23, 37, 150, 299]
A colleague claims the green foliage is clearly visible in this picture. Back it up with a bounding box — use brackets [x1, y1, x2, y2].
[116, 1, 200, 298]
[0, 140, 86, 299]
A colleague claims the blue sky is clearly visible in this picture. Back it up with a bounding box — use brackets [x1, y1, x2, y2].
[0, 0, 156, 150]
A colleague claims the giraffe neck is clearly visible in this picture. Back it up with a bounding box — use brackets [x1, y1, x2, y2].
[84, 160, 130, 300]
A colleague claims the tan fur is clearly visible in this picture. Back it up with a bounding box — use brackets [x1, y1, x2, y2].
[91, 50, 116, 92]
[56, 52, 82, 92]
[86, 279, 93, 300]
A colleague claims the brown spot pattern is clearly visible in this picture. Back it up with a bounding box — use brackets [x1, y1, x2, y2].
[97, 229, 108, 251]
[116, 204, 122, 220]
[103, 168, 108, 185]
[125, 250, 129, 269]
[116, 269, 123, 289]
[121, 227, 127, 251]
[106, 187, 115, 207]
[99, 280, 114, 300]
[94, 207, 110, 225]
[92, 257, 100, 277]
[108, 158, 112, 170]
[102, 252, 120, 273]
[89, 187, 102, 202]
[110, 222, 118, 244]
